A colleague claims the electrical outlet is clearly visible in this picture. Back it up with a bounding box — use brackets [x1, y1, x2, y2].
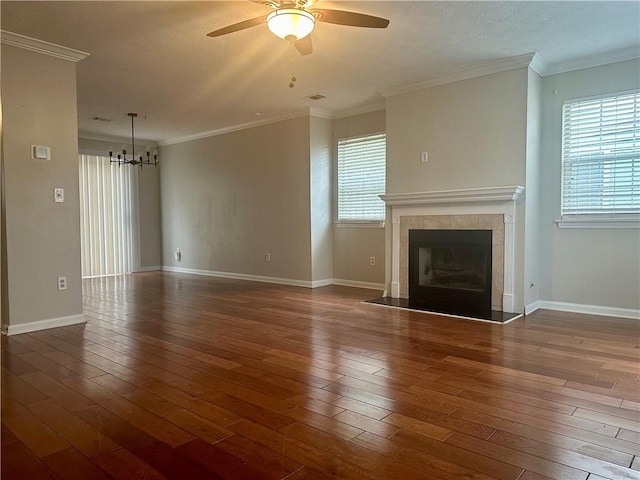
[265, 253, 271, 262]
[57, 276, 67, 291]
[370, 256, 376, 266]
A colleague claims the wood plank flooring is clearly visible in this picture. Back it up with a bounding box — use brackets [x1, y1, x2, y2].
[2, 272, 639, 479]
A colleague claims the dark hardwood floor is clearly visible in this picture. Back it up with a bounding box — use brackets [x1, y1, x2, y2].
[2, 272, 639, 479]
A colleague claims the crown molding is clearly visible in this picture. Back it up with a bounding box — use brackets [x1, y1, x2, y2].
[333, 102, 386, 119]
[309, 107, 333, 120]
[539, 46, 640, 76]
[1, 30, 89, 62]
[528, 52, 547, 77]
[158, 108, 316, 146]
[78, 132, 158, 146]
[379, 53, 535, 98]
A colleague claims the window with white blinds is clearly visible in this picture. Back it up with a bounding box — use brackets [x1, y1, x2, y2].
[561, 91, 640, 216]
[337, 133, 386, 221]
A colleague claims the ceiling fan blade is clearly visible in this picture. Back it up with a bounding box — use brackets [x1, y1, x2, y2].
[250, 0, 281, 8]
[312, 9, 389, 28]
[206, 16, 265, 38]
[294, 35, 313, 55]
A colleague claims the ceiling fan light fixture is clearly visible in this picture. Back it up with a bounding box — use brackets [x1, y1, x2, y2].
[267, 8, 315, 41]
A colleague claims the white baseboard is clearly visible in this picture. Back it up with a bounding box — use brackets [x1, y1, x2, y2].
[3, 313, 86, 336]
[162, 265, 322, 288]
[311, 278, 334, 288]
[537, 300, 639, 320]
[137, 265, 161, 272]
[525, 301, 541, 315]
[161, 266, 384, 292]
[332, 279, 385, 291]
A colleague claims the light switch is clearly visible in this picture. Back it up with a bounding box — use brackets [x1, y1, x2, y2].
[32, 145, 51, 160]
[54, 188, 64, 203]
[420, 152, 428, 164]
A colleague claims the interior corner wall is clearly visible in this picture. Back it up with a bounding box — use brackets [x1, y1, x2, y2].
[78, 137, 162, 270]
[385, 68, 529, 310]
[159, 116, 313, 282]
[310, 116, 333, 283]
[332, 110, 386, 287]
[524, 67, 543, 310]
[1, 44, 83, 328]
[539, 59, 640, 310]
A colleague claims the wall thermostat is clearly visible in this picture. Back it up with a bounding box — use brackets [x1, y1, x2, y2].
[31, 145, 51, 160]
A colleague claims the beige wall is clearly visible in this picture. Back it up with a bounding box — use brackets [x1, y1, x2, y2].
[310, 116, 333, 283]
[332, 110, 386, 287]
[385, 68, 528, 310]
[78, 136, 162, 269]
[524, 68, 543, 309]
[386, 68, 528, 194]
[160, 116, 313, 282]
[539, 59, 640, 310]
[1, 44, 83, 328]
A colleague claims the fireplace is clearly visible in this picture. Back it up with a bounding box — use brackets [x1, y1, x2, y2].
[380, 186, 524, 316]
[409, 229, 492, 313]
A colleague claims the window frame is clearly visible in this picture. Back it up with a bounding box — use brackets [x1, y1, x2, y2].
[557, 89, 640, 229]
[335, 131, 387, 226]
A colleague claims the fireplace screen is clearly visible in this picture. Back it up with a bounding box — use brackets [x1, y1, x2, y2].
[409, 229, 492, 311]
[418, 246, 487, 292]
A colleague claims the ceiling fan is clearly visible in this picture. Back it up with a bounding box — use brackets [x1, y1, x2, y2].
[206, 0, 390, 56]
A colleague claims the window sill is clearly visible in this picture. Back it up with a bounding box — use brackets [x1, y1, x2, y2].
[335, 221, 385, 229]
[555, 216, 640, 229]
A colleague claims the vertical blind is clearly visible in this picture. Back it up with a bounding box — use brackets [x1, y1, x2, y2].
[561, 91, 640, 216]
[79, 154, 134, 277]
[337, 133, 386, 221]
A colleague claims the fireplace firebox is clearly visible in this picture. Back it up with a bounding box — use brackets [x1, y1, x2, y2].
[409, 229, 492, 314]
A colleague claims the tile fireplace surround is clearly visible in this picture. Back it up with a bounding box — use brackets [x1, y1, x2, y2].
[381, 186, 524, 314]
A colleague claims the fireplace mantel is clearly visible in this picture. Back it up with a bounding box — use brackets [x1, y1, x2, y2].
[380, 186, 523, 206]
[381, 185, 524, 313]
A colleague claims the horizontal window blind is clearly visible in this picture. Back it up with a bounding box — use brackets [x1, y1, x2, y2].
[337, 133, 386, 221]
[561, 91, 640, 216]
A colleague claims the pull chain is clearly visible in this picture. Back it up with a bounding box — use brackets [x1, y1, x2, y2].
[288, 42, 297, 88]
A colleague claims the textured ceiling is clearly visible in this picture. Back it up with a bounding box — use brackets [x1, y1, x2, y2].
[2, 1, 639, 144]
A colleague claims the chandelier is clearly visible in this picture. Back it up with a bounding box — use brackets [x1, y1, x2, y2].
[109, 113, 158, 167]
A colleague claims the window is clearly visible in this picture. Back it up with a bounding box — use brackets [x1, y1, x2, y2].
[561, 91, 640, 217]
[337, 133, 386, 222]
[79, 154, 136, 277]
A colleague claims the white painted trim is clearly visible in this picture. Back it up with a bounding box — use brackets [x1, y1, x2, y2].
[1, 30, 89, 62]
[79, 132, 158, 146]
[381, 186, 524, 313]
[380, 186, 524, 206]
[158, 108, 314, 146]
[311, 278, 334, 288]
[162, 265, 318, 288]
[333, 103, 386, 120]
[333, 279, 385, 291]
[309, 107, 333, 120]
[525, 301, 541, 315]
[3, 314, 86, 336]
[335, 221, 385, 229]
[379, 54, 535, 98]
[541, 47, 640, 77]
[556, 217, 640, 229]
[538, 301, 640, 320]
[137, 265, 162, 272]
